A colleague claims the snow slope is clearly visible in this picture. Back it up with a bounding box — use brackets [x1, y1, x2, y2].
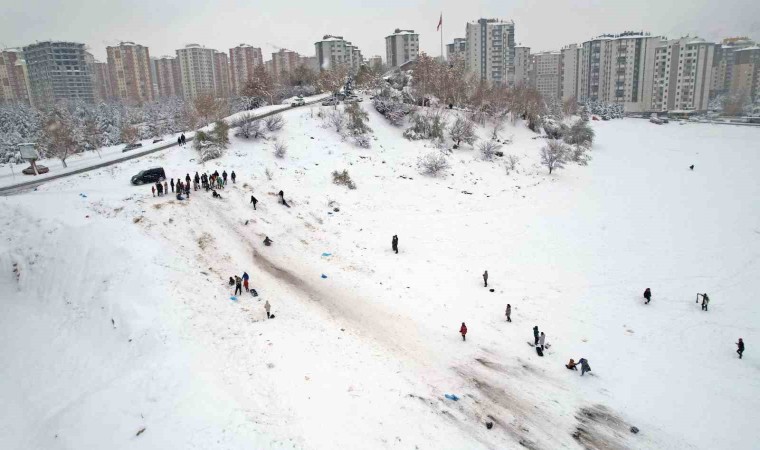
[1, 105, 759, 449]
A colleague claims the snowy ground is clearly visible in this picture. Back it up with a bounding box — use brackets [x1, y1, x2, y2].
[1, 105, 759, 450]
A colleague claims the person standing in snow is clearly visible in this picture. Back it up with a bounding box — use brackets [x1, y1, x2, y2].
[483, 270, 489, 287]
[156, 181, 163, 196]
[181, 134, 186, 146]
[151, 185, 155, 197]
[234, 275, 242, 296]
[170, 178, 175, 193]
[578, 358, 591, 376]
[460, 322, 468, 341]
[391, 235, 399, 254]
[217, 176, 223, 189]
[250, 195, 258, 210]
[222, 170, 228, 185]
[278, 190, 284, 203]
[185, 183, 190, 198]
[264, 300, 271, 319]
[242, 272, 250, 292]
[700, 293, 710, 311]
[194, 172, 200, 191]
[505, 304, 512, 322]
[185, 173, 191, 188]
[539, 332, 546, 350]
[231, 171, 236, 184]
[163, 181, 168, 195]
[177, 136, 182, 147]
[644, 288, 652, 304]
[533, 326, 540, 345]
[737, 338, 744, 359]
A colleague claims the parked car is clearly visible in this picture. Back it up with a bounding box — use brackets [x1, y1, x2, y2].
[322, 97, 340, 106]
[649, 114, 664, 125]
[131, 167, 166, 185]
[22, 164, 49, 175]
[122, 142, 143, 152]
[291, 96, 306, 107]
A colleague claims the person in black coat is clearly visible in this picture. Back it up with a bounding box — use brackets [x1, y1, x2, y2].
[250, 195, 258, 210]
[737, 338, 745, 359]
[194, 172, 200, 190]
[644, 288, 652, 304]
[391, 235, 398, 254]
[180, 133, 186, 146]
[222, 171, 228, 185]
[177, 136, 182, 146]
[231, 171, 236, 184]
[533, 326, 540, 345]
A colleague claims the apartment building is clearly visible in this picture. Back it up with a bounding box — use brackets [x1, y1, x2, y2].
[315, 35, 361, 71]
[560, 44, 582, 102]
[514, 46, 531, 86]
[152, 56, 182, 98]
[90, 60, 113, 102]
[447, 38, 467, 62]
[299, 56, 320, 72]
[0, 49, 32, 105]
[229, 44, 263, 94]
[532, 51, 562, 100]
[650, 37, 715, 112]
[271, 49, 300, 81]
[711, 37, 757, 100]
[385, 29, 419, 68]
[729, 46, 759, 102]
[23, 41, 94, 106]
[368, 55, 383, 70]
[106, 42, 154, 104]
[176, 44, 217, 99]
[464, 18, 515, 85]
[213, 51, 230, 98]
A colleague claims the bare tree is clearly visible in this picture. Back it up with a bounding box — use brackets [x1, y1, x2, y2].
[235, 113, 255, 138]
[417, 151, 451, 176]
[449, 116, 477, 147]
[120, 123, 139, 144]
[491, 119, 504, 140]
[193, 94, 226, 127]
[273, 139, 287, 158]
[478, 140, 502, 161]
[317, 65, 349, 95]
[540, 140, 568, 174]
[42, 113, 79, 168]
[505, 154, 520, 174]
[242, 65, 278, 105]
[264, 114, 285, 131]
[328, 109, 346, 132]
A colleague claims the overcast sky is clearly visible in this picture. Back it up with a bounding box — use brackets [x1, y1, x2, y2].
[1, 0, 758, 61]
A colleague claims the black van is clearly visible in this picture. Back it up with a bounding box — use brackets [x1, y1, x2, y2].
[131, 167, 166, 185]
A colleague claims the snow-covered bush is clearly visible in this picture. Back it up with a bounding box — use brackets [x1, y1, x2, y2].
[264, 114, 285, 132]
[194, 130, 224, 162]
[568, 144, 592, 166]
[505, 154, 520, 174]
[564, 119, 595, 147]
[234, 113, 255, 138]
[354, 134, 371, 148]
[478, 140, 502, 161]
[403, 109, 447, 141]
[373, 97, 410, 126]
[120, 123, 139, 144]
[449, 116, 477, 147]
[210, 120, 230, 148]
[327, 109, 346, 132]
[346, 102, 372, 136]
[417, 151, 450, 176]
[332, 169, 357, 189]
[273, 140, 287, 158]
[543, 118, 568, 139]
[540, 140, 568, 174]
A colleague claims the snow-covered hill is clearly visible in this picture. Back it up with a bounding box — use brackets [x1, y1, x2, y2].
[1, 104, 759, 450]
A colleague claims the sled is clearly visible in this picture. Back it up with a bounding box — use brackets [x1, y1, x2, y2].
[444, 394, 460, 401]
[250, 289, 259, 297]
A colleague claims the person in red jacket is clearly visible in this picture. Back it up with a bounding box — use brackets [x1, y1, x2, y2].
[460, 322, 467, 341]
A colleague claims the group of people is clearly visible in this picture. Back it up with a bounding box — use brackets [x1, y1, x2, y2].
[230, 272, 272, 319]
[177, 134, 187, 147]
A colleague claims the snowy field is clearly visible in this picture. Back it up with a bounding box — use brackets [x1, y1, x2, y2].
[1, 105, 759, 450]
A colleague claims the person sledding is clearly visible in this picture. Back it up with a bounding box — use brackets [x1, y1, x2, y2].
[566, 359, 578, 370]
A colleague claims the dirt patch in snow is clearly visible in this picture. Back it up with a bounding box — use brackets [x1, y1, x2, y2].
[572, 404, 633, 450]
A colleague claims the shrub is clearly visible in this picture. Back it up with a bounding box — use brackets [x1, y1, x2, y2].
[540, 139, 568, 174]
[332, 169, 357, 189]
[417, 151, 450, 176]
[211, 120, 230, 148]
[403, 109, 447, 141]
[346, 102, 372, 136]
[564, 119, 595, 147]
[264, 114, 285, 131]
[328, 109, 346, 132]
[273, 140, 287, 158]
[354, 134, 371, 148]
[505, 154, 519, 174]
[449, 116, 477, 147]
[478, 140, 502, 161]
[373, 97, 410, 126]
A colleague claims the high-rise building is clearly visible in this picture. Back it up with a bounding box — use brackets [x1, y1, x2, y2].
[106, 42, 154, 105]
[729, 46, 760, 103]
[368, 55, 383, 70]
[271, 49, 300, 81]
[532, 51, 562, 100]
[465, 18, 515, 85]
[514, 46, 531, 86]
[229, 44, 263, 94]
[153, 56, 182, 98]
[560, 44, 582, 102]
[23, 41, 95, 106]
[579, 32, 665, 112]
[711, 37, 757, 99]
[446, 38, 467, 62]
[385, 29, 419, 68]
[0, 49, 32, 105]
[650, 37, 715, 112]
[298, 55, 320, 72]
[213, 50, 230, 98]
[176, 44, 217, 99]
[90, 60, 113, 102]
[314, 35, 363, 71]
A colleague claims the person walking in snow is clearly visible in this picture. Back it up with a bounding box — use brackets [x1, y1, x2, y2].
[505, 304, 512, 322]
[644, 288, 652, 304]
[177, 136, 182, 146]
[222, 170, 228, 185]
[151, 185, 155, 197]
[483, 270, 489, 287]
[231, 171, 236, 184]
[264, 300, 271, 319]
[181, 133, 186, 146]
[533, 326, 540, 345]
[700, 293, 710, 311]
[163, 181, 168, 195]
[234, 275, 242, 296]
[194, 172, 200, 191]
[242, 272, 250, 292]
[460, 322, 468, 341]
[170, 178, 175, 193]
[250, 195, 258, 210]
[737, 338, 745, 359]
[578, 358, 591, 376]
[391, 235, 399, 254]
[539, 332, 546, 350]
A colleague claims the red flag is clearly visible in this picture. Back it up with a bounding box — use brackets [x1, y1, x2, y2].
[437, 13, 442, 31]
